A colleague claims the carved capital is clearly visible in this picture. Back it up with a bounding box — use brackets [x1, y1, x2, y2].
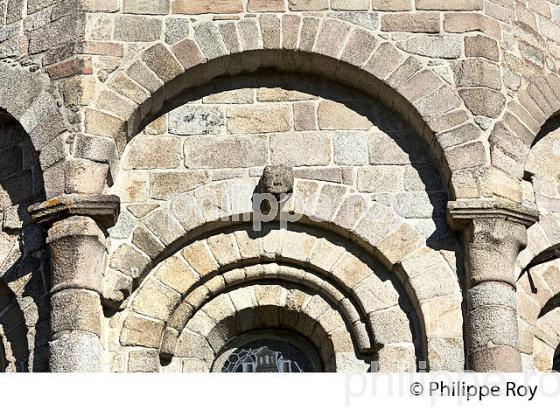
[447, 199, 539, 230]
[448, 199, 539, 287]
[28, 194, 121, 230]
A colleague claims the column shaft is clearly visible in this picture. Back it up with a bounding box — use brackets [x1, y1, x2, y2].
[463, 218, 526, 372]
[46, 215, 106, 372]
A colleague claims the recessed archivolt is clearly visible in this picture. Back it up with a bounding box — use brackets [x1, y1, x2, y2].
[118, 228, 416, 372]
[87, 15, 483, 199]
[113, 211, 464, 371]
[172, 283, 366, 372]
[158, 263, 375, 356]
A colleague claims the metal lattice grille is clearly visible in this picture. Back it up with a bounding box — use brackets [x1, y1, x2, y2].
[221, 338, 315, 373]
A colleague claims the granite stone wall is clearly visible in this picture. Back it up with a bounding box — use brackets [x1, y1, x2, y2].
[0, 0, 559, 372]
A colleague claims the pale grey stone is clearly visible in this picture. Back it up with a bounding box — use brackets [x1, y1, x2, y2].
[169, 106, 225, 136]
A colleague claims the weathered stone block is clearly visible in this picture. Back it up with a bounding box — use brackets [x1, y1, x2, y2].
[357, 166, 405, 193]
[436, 123, 480, 149]
[293, 102, 317, 131]
[123, 0, 169, 14]
[149, 171, 208, 200]
[171, 39, 206, 70]
[363, 42, 404, 79]
[318, 100, 372, 130]
[314, 18, 351, 58]
[121, 313, 165, 348]
[459, 88, 506, 118]
[172, 0, 243, 14]
[227, 105, 292, 133]
[381, 13, 440, 33]
[453, 59, 501, 90]
[259, 14, 281, 49]
[270, 133, 331, 166]
[375, 223, 424, 268]
[128, 349, 159, 372]
[132, 226, 165, 259]
[417, 0, 483, 10]
[341, 29, 379, 66]
[333, 132, 368, 165]
[331, 0, 369, 10]
[193, 22, 228, 60]
[182, 240, 219, 277]
[109, 243, 151, 280]
[369, 306, 413, 344]
[165, 17, 190, 44]
[142, 44, 184, 83]
[184, 135, 267, 169]
[289, 0, 328, 10]
[247, 0, 284, 11]
[132, 278, 181, 321]
[464, 35, 499, 61]
[397, 35, 462, 58]
[444, 12, 501, 39]
[156, 256, 197, 294]
[113, 16, 162, 42]
[123, 136, 181, 170]
[169, 105, 225, 135]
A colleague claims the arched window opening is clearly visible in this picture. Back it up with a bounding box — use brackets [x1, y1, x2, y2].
[213, 330, 322, 373]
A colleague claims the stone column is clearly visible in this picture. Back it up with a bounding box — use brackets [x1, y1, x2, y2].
[29, 194, 120, 372]
[448, 200, 539, 372]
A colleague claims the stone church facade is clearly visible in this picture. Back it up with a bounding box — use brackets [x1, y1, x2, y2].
[0, 0, 560, 373]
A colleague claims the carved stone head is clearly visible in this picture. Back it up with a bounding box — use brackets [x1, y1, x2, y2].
[261, 165, 294, 199]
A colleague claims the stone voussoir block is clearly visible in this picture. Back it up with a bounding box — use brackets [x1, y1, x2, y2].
[109, 243, 152, 280]
[121, 313, 166, 348]
[453, 59, 502, 91]
[363, 42, 405, 80]
[132, 278, 181, 321]
[374, 223, 425, 269]
[314, 18, 351, 59]
[340, 28, 379, 67]
[194, 21, 229, 61]
[171, 38, 207, 70]
[141, 44, 184, 83]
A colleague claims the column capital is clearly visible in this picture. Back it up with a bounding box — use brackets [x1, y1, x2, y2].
[28, 194, 120, 230]
[447, 199, 539, 231]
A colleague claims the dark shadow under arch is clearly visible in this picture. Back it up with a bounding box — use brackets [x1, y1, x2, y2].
[133, 72, 454, 251]
[0, 110, 48, 372]
[554, 345, 560, 372]
[111, 48, 467, 201]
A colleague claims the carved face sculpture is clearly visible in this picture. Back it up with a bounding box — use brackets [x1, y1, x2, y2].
[262, 165, 294, 198]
